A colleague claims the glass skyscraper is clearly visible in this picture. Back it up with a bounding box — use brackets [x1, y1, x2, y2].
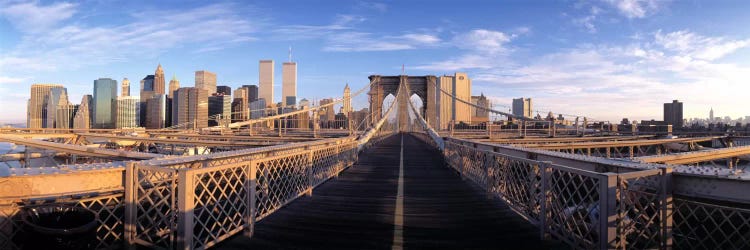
[93, 78, 117, 128]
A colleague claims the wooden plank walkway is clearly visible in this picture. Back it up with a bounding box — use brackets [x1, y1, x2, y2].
[218, 133, 565, 249]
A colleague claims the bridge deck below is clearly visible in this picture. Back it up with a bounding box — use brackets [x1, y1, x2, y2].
[219, 133, 563, 249]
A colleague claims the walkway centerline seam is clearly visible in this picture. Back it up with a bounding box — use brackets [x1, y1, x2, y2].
[392, 133, 405, 250]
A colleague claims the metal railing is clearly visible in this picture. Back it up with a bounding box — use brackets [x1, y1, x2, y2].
[124, 137, 361, 249]
[443, 138, 750, 249]
[444, 139, 674, 249]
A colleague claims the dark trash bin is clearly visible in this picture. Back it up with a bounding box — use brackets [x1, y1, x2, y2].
[21, 205, 98, 250]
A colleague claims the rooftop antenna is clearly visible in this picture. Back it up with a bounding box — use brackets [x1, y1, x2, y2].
[402, 64, 405, 75]
[288, 46, 292, 62]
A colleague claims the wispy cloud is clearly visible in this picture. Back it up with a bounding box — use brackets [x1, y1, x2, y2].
[415, 29, 516, 71]
[416, 29, 750, 121]
[0, 1, 77, 33]
[324, 32, 441, 52]
[0, 2, 259, 73]
[355, 1, 387, 12]
[653, 30, 750, 61]
[604, 0, 665, 19]
[572, 6, 601, 33]
[272, 14, 362, 40]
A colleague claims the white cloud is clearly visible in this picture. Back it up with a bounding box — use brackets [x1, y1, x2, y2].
[454, 29, 511, 53]
[0, 1, 77, 33]
[0, 76, 28, 84]
[604, 0, 663, 19]
[416, 29, 514, 71]
[417, 29, 750, 121]
[0, 3, 258, 72]
[654, 30, 750, 61]
[324, 32, 440, 52]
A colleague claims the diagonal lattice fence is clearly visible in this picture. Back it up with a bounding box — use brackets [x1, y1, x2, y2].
[673, 198, 750, 249]
[443, 139, 683, 249]
[0, 191, 125, 250]
[126, 138, 361, 249]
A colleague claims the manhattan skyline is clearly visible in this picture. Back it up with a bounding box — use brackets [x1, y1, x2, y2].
[2, 0, 750, 123]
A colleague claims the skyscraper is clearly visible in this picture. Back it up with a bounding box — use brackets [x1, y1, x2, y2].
[195, 70, 217, 94]
[245, 85, 259, 103]
[27, 84, 65, 128]
[436, 73, 472, 129]
[168, 74, 180, 97]
[319, 98, 335, 122]
[172, 87, 208, 129]
[259, 60, 274, 107]
[664, 100, 684, 128]
[93, 78, 117, 128]
[73, 95, 92, 129]
[343, 84, 351, 117]
[471, 94, 491, 123]
[140, 75, 155, 126]
[116, 96, 140, 128]
[232, 88, 249, 122]
[45, 87, 69, 128]
[282, 62, 297, 108]
[140, 75, 155, 100]
[55, 96, 77, 129]
[512, 98, 533, 118]
[216, 85, 231, 96]
[122, 78, 130, 96]
[154, 64, 165, 95]
[209, 94, 231, 126]
[709, 107, 714, 121]
[145, 95, 166, 129]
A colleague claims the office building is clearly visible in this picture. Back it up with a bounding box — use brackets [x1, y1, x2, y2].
[168, 74, 180, 97]
[28, 84, 65, 128]
[122, 78, 130, 96]
[145, 95, 167, 129]
[55, 101, 77, 129]
[319, 98, 336, 122]
[45, 87, 69, 128]
[250, 99, 266, 119]
[436, 73, 472, 129]
[172, 87, 208, 129]
[209, 94, 232, 126]
[244, 84, 259, 103]
[140, 75, 155, 126]
[93, 78, 118, 129]
[471, 94, 491, 123]
[116, 96, 140, 128]
[259, 60, 274, 106]
[282, 62, 297, 108]
[232, 88, 249, 121]
[512, 97, 533, 119]
[73, 95, 92, 129]
[299, 98, 310, 110]
[154, 64, 165, 95]
[195, 70, 217, 94]
[343, 84, 351, 117]
[664, 100, 684, 128]
[217, 85, 231, 96]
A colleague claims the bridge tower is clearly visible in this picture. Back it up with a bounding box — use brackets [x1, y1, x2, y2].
[368, 75, 437, 129]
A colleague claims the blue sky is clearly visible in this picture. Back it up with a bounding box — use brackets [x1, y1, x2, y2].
[1, 0, 750, 123]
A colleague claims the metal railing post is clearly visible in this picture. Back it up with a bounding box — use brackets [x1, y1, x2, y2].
[245, 160, 256, 237]
[124, 162, 136, 250]
[661, 166, 674, 249]
[484, 152, 494, 199]
[177, 169, 195, 250]
[599, 173, 617, 249]
[307, 148, 314, 196]
[539, 162, 551, 240]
